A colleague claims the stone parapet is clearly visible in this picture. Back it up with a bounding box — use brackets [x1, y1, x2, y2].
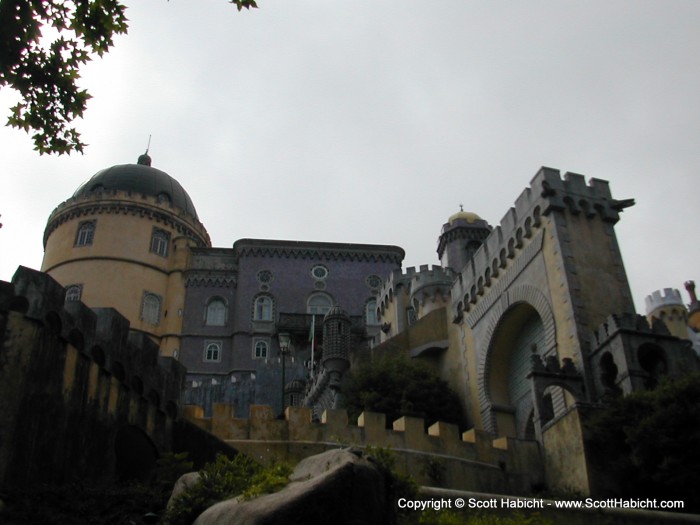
[43, 188, 210, 248]
[0, 266, 189, 486]
[451, 168, 634, 321]
[644, 288, 684, 314]
[185, 404, 543, 495]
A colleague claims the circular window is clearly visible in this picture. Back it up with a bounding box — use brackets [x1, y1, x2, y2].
[257, 270, 273, 284]
[366, 275, 383, 289]
[311, 265, 329, 280]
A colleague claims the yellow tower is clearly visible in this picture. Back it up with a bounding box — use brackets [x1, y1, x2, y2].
[41, 153, 210, 356]
[644, 288, 689, 340]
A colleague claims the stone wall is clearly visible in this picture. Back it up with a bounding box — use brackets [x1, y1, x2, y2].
[184, 404, 544, 496]
[0, 267, 232, 487]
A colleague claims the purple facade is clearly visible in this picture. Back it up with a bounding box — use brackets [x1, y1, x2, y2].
[180, 239, 404, 416]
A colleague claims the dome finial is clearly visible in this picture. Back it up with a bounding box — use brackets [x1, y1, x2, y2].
[137, 135, 152, 166]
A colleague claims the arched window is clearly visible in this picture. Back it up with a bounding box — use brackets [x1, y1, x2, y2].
[75, 220, 96, 247]
[307, 293, 332, 315]
[65, 284, 82, 303]
[253, 340, 268, 358]
[150, 228, 170, 257]
[206, 298, 227, 326]
[204, 341, 221, 362]
[366, 298, 379, 325]
[141, 292, 161, 325]
[254, 295, 274, 321]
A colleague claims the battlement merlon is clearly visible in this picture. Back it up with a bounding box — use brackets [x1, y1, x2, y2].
[449, 168, 634, 315]
[4, 266, 185, 417]
[589, 312, 679, 349]
[187, 404, 534, 468]
[645, 288, 684, 314]
[511, 167, 635, 230]
[43, 190, 211, 248]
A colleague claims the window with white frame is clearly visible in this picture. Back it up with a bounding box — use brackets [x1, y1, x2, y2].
[307, 293, 332, 315]
[150, 227, 170, 257]
[65, 284, 83, 303]
[253, 339, 269, 359]
[141, 292, 161, 325]
[206, 298, 227, 326]
[204, 341, 222, 362]
[253, 295, 274, 321]
[75, 220, 96, 247]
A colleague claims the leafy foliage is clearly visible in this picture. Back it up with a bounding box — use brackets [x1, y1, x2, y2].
[344, 357, 464, 428]
[0, 0, 257, 155]
[586, 372, 700, 510]
[165, 453, 292, 525]
[0, 0, 128, 154]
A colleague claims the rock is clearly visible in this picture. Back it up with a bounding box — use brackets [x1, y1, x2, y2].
[193, 448, 387, 525]
[167, 471, 202, 509]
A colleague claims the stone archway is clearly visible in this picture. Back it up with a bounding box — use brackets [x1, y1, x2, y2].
[477, 285, 558, 437]
[485, 303, 546, 438]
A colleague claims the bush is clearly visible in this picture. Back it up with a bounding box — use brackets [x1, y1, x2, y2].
[344, 357, 464, 428]
[586, 372, 700, 510]
[164, 454, 292, 525]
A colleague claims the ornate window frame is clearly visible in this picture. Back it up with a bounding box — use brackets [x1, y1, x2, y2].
[204, 340, 222, 362]
[253, 294, 274, 322]
[205, 297, 227, 326]
[253, 338, 269, 359]
[75, 220, 96, 247]
[150, 227, 171, 257]
[65, 284, 83, 303]
[141, 291, 162, 325]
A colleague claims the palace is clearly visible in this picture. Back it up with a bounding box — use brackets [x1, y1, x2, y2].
[35, 153, 700, 494]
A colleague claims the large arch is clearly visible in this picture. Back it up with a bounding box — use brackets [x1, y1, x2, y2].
[477, 284, 557, 437]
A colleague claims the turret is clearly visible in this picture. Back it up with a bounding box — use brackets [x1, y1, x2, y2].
[644, 288, 689, 340]
[436, 209, 491, 272]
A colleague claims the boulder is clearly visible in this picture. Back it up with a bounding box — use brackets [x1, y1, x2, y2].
[167, 471, 202, 510]
[193, 448, 387, 525]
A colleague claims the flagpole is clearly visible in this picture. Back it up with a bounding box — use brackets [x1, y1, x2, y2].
[309, 314, 315, 378]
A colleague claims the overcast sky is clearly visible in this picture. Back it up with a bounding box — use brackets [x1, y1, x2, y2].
[1, 0, 698, 314]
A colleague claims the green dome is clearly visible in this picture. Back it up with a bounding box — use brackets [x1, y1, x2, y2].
[73, 156, 199, 219]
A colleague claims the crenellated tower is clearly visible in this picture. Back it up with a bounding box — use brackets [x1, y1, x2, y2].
[437, 209, 491, 273]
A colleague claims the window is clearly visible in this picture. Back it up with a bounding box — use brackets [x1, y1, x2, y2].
[75, 221, 95, 247]
[150, 228, 170, 257]
[141, 292, 161, 325]
[253, 340, 269, 359]
[366, 298, 379, 325]
[307, 293, 332, 315]
[311, 264, 329, 280]
[65, 284, 82, 303]
[406, 307, 417, 327]
[257, 270, 273, 284]
[254, 295, 273, 321]
[366, 275, 383, 289]
[204, 341, 222, 362]
[206, 298, 227, 326]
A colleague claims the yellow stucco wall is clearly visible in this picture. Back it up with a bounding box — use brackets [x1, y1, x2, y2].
[41, 191, 206, 355]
